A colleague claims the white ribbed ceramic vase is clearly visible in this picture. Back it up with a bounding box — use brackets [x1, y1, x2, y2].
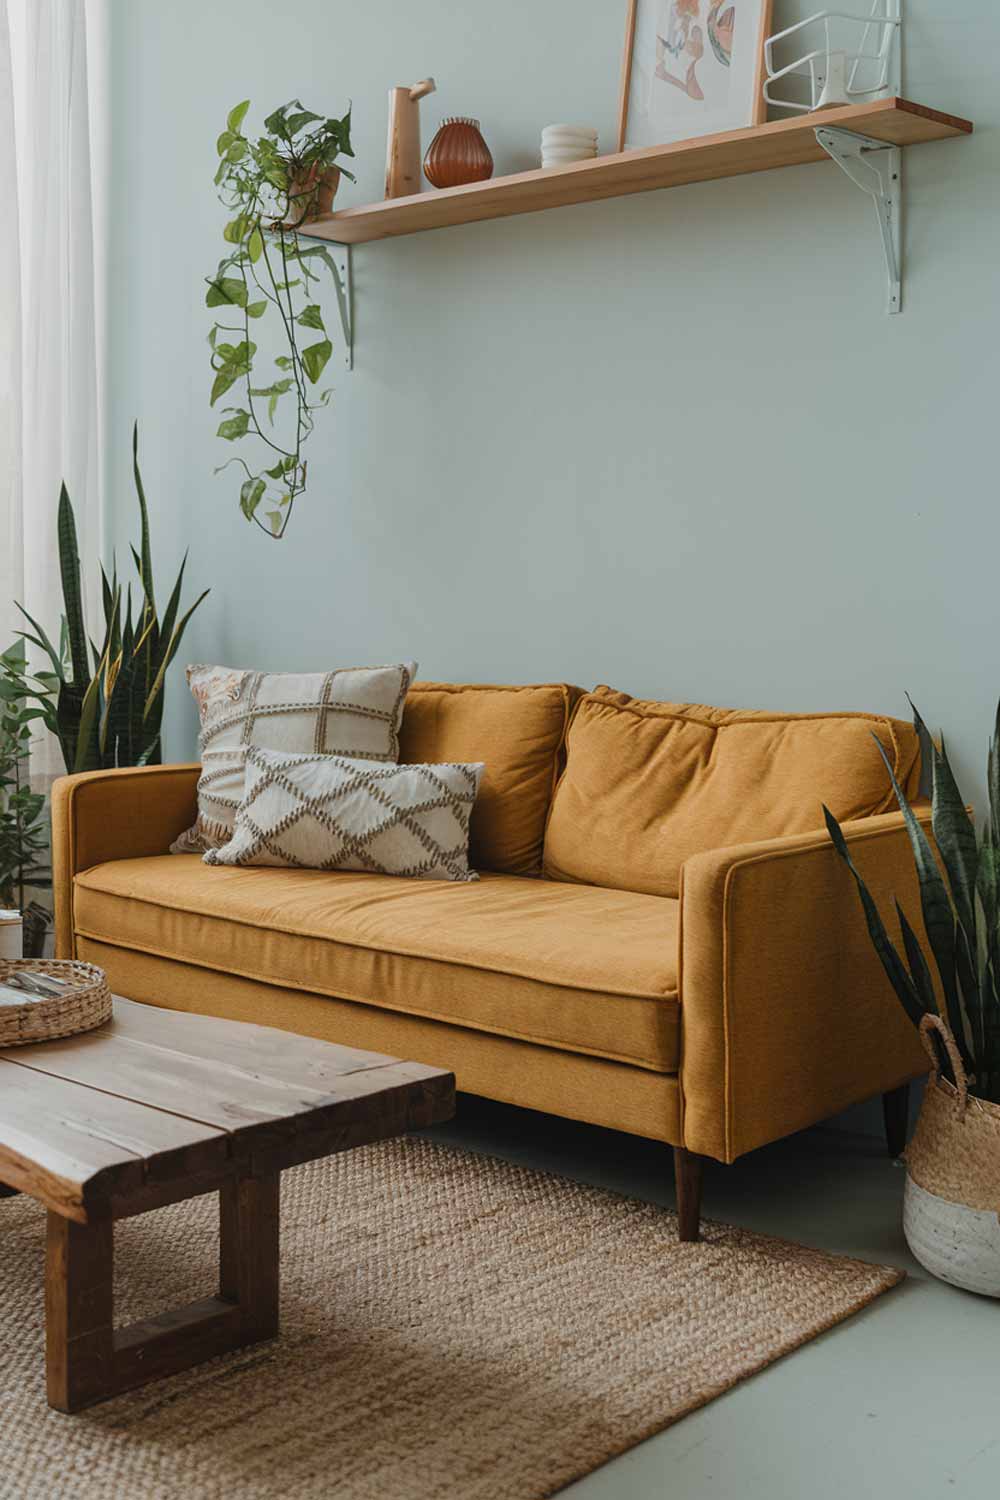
[903, 1015, 1000, 1298]
[540, 124, 597, 168]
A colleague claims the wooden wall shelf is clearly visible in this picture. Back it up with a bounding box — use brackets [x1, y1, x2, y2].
[300, 98, 971, 248]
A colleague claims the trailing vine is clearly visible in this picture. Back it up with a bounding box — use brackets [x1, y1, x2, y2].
[208, 99, 354, 539]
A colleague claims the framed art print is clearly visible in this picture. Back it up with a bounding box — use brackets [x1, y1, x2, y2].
[617, 0, 774, 151]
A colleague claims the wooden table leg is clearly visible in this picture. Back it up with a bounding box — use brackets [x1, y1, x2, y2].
[220, 1171, 280, 1343]
[45, 1172, 281, 1412]
[46, 1212, 114, 1413]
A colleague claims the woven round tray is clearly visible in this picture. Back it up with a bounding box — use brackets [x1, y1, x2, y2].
[0, 959, 112, 1047]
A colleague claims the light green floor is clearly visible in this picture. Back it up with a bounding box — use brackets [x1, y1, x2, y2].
[427, 1098, 1000, 1500]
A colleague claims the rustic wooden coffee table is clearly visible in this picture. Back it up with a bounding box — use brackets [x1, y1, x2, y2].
[0, 997, 454, 1412]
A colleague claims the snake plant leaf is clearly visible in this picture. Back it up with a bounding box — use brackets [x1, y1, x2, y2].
[122, 583, 134, 655]
[870, 734, 974, 1072]
[143, 589, 210, 721]
[950, 917, 983, 1071]
[100, 564, 114, 627]
[106, 606, 136, 765]
[72, 668, 103, 774]
[137, 741, 159, 766]
[989, 701, 1000, 851]
[99, 654, 124, 757]
[132, 424, 155, 613]
[154, 558, 188, 676]
[977, 828, 999, 931]
[896, 898, 957, 1085]
[895, 899, 935, 1008]
[907, 694, 935, 789]
[931, 739, 978, 938]
[100, 585, 121, 698]
[908, 699, 978, 932]
[983, 962, 1000, 1102]
[823, 805, 927, 1029]
[57, 485, 90, 687]
[979, 835, 1000, 1096]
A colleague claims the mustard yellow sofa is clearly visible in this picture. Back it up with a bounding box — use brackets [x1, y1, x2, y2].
[52, 681, 930, 1240]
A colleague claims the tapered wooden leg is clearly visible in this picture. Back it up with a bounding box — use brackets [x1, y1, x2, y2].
[883, 1083, 911, 1159]
[673, 1147, 704, 1243]
[46, 1212, 115, 1412]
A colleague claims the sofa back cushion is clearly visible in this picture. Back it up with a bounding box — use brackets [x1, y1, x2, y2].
[400, 682, 579, 875]
[543, 686, 921, 898]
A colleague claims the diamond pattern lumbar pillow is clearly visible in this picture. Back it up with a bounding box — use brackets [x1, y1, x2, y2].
[172, 660, 417, 854]
[204, 748, 485, 882]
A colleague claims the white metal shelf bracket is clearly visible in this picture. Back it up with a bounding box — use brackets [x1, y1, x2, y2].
[329, 243, 354, 369]
[815, 126, 902, 314]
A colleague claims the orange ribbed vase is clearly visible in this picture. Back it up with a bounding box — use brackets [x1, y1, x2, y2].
[423, 117, 493, 189]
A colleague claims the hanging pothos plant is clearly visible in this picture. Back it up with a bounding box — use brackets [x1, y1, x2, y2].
[208, 99, 355, 539]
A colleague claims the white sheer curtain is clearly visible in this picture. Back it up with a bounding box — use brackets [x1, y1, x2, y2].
[0, 0, 104, 759]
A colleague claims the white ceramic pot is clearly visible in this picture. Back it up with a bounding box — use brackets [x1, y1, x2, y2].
[903, 1015, 1000, 1298]
[0, 910, 23, 961]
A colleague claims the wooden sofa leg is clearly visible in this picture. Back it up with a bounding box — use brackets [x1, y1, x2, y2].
[883, 1083, 911, 1159]
[673, 1147, 704, 1243]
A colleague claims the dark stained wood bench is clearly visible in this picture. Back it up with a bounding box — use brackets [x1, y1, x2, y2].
[0, 997, 454, 1411]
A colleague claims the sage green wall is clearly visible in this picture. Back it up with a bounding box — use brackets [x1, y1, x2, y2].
[108, 1, 997, 789]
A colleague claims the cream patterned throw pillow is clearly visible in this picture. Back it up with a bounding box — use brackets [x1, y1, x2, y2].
[172, 661, 417, 854]
[205, 749, 484, 881]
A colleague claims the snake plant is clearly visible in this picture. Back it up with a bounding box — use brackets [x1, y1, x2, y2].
[8, 425, 209, 774]
[825, 702, 1000, 1104]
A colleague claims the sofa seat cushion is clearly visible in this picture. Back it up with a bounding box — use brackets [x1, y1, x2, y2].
[73, 857, 679, 1072]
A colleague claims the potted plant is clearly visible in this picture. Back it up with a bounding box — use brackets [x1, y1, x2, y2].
[825, 704, 1000, 1295]
[7, 425, 209, 774]
[208, 99, 355, 539]
[0, 643, 52, 956]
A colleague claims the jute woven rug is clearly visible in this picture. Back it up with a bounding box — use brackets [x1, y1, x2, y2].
[0, 1137, 901, 1500]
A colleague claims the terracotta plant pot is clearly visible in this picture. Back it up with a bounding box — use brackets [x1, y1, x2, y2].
[423, 117, 493, 189]
[284, 163, 341, 227]
[903, 1015, 1000, 1297]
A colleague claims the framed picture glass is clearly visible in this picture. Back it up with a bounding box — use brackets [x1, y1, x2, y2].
[617, 0, 774, 151]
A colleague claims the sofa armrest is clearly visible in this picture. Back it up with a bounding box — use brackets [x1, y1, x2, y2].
[678, 807, 932, 1163]
[52, 764, 200, 958]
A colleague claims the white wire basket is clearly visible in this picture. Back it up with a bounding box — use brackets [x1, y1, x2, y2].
[764, 3, 901, 114]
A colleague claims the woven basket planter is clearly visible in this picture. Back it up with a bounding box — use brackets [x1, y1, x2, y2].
[0, 960, 112, 1047]
[904, 1014, 1000, 1297]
